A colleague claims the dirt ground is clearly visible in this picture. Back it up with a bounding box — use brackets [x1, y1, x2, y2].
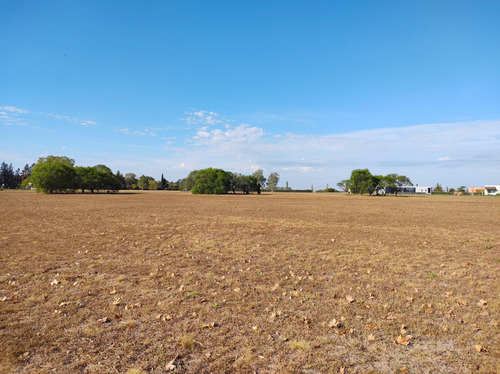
[0, 190, 499, 373]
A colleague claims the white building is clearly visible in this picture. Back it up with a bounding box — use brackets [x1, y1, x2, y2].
[381, 185, 432, 195]
[484, 185, 500, 196]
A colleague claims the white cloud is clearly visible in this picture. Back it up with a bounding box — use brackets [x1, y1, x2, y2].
[80, 120, 97, 127]
[181, 109, 224, 126]
[119, 128, 146, 136]
[118, 127, 158, 136]
[192, 124, 265, 145]
[0, 106, 27, 113]
[164, 118, 500, 188]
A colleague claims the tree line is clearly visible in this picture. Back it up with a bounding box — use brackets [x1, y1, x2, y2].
[337, 169, 412, 196]
[0, 156, 280, 195]
[178, 168, 280, 194]
[0, 157, 473, 195]
[0, 156, 182, 193]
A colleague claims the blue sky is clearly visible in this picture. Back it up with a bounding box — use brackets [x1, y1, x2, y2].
[1, 1, 499, 189]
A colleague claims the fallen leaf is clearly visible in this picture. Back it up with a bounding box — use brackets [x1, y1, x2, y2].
[99, 316, 110, 323]
[367, 333, 375, 341]
[112, 298, 121, 306]
[328, 318, 340, 328]
[394, 335, 412, 346]
[477, 299, 487, 307]
[166, 355, 178, 371]
[475, 344, 485, 352]
[51, 279, 59, 286]
[346, 295, 355, 303]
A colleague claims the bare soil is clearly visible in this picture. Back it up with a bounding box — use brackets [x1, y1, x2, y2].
[0, 190, 499, 373]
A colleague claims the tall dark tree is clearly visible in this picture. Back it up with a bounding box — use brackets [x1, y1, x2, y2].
[115, 171, 126, 190]
[161, 173, 167, 190]
[0, 162, 16, 188]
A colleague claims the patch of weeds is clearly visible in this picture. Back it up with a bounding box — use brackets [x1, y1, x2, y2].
[184, 291, 199, 299]
[211, 302, 220, 308]
[494, 258, 500, 263]
[289, 253, 296, 257]
[289, 340, 310, 350]
[484, 244, 495, 249]
[180, 334, 196, 350]
[428, 272, 437, 278]
[116, 275, 126, 282]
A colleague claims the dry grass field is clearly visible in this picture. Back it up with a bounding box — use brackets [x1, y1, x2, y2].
[0, 190, 499, 373]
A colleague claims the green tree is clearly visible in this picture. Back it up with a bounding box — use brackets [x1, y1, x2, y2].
[267, 172, 280, 192]
[433, 183, 444, 194]
[379, 174, 412, 196]
[180, 170, 199, 191]
[138, 175, 155, 190]
[37, 155, 75, 166]
[228, 173, 260, 194]
[336, 179, 350, 192]
[191, 168, 230, 194]
[75, 166, 98, 193]
[149, 180, 158, 190]
[115, 171, 126, 190]
[349, 169, 378, 195]
[31, 161, 77, 193]
[0, 162, 16, 189]
[252, 169, 266, 189]
[124, 173, 137, 189]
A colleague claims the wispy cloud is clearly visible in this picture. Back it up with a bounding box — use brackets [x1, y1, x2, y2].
[0, 105, 28, 114]
[0, 105, 98, 129]
[46, 112, 98, 126]
[181, 110, 224, 127]
[118, 127, 158, 136]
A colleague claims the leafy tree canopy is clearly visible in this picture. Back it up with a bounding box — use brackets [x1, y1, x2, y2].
[191, 168, 231, 195]
[349, 169, 379, 195]
[31, 161, 77, 193]
[267, 172, 280, 192]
